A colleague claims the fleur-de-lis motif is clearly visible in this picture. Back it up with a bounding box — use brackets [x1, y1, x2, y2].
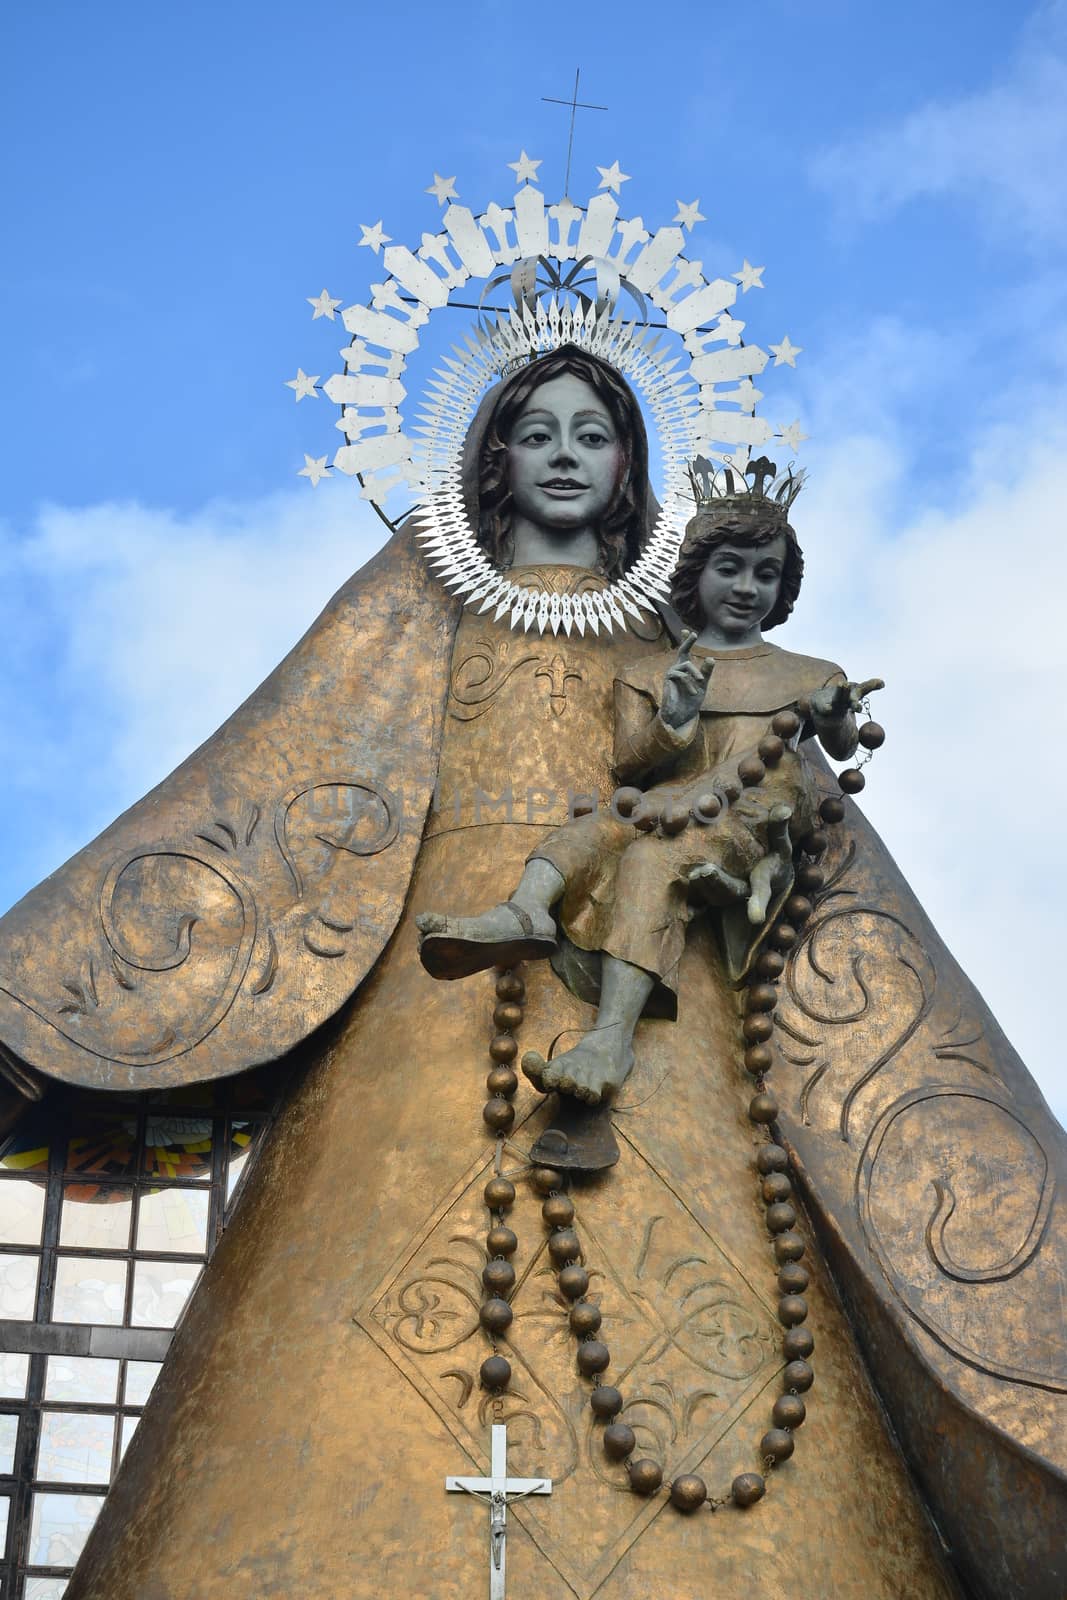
[535, 653, 583, 717]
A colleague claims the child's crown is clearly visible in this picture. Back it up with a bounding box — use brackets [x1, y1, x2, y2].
[687, 454, 806, 526]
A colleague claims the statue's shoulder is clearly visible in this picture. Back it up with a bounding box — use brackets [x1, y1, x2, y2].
[760, 640, 846, 691]
[615, 647, 673, 699]
[613, 641, 844, 707]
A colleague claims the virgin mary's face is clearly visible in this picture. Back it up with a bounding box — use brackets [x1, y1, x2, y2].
[504, 373, 624, 532]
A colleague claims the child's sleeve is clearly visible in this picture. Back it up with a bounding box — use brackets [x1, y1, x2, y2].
[612, 678, 699, 783]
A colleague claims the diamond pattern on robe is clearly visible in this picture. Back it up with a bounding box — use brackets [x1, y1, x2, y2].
[356, 1132, 781, 1598]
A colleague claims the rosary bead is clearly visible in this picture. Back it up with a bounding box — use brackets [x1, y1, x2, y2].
[749, 1092, 780, 1125]
[493, 1001, 524, 1032]
[766, 1202, 797, 1233]
[743, 1014, 774, 1045]
[484, 1177, 516, 1211]
[783, 1327, 814, 1361]
[774, 1230, 805, 1263]
[531, 1166, 564, 1195]
[569, 1301, 602, 1337]
[489, 1034, 518, 1064]
[744, 1044, 773, 1077]
[769, 922, 797, 951]
[495, 971, 526, 1002]
[778, 1294, 809, 1327]
[483, 1097, 516, 1133]
[796, 695, 812, 719]
[480, 1355, 512, 1391]
[838, 767, 865, 795]
[731, 1472, 766, 1507]
[633, 803, 660, 833]
[784, 1358, 815, 1392]
[557, 1265, 589, 1300]
[721, 778, 742, 804]
[777, 1262, 809, 1295]
[758, 734, 785, 766]
[660, 802, 690, 836]
[738, 755, 766, 788]
[772, 1393, 807, 1430]
[482, 1090, 515, 1132]
[603, 1423, 636, 1461]
[819, 796, 845, 826]
[757, 1143, 789, 1175]
[486, 1226, 518, 1257]
[859, 719, 885, 750]
[746, 983, 778, 1013]
[629, 1458, 664, 1495]
[796, 863, 825, 893]
[783, 894, 812, 925]
[669, 1474, 708, 1513]
[487, 1066, 518, 1097]
[577, 1340, 611, 1376]
[760, 1427, 795, 1463]
[761, 1172, 792, 1205]
[772, 709, 802, 739]
[803, 828, 829, 857]
[541, 1193, 574, 1228]
[754, 949, 785, 980]
[480, 1297, 513, 1335]
[590, 1385, 623, 1418]
[548, 1228, 582, 1266]
[691, 791, 721, 822]
[482, 1259, 516, 1294]
[613, 786, 643, 819]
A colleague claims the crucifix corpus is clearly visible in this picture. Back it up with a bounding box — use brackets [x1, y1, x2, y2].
[446, 1425, 552, 1600]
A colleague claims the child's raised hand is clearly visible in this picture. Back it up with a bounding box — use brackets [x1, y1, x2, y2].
[661, 629, 714, 730]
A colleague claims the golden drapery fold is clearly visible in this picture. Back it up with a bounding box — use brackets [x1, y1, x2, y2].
[0, 527, 459, 1091]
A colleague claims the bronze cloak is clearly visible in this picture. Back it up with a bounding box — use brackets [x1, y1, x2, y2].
[0, 528, 1063, 1598]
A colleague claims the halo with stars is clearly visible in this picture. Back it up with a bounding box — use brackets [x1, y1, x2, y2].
[291, 157, 807, 634]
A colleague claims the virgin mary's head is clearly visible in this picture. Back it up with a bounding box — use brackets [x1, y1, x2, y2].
[465, 344, 652, 580]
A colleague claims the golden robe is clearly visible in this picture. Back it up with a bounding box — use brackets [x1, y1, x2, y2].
[0, 537, 1060, 1599]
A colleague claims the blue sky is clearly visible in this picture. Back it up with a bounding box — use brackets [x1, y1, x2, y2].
[2, 0, 1066, 1120]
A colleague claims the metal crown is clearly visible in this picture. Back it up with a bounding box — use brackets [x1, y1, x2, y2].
[687, 454, 806, 525]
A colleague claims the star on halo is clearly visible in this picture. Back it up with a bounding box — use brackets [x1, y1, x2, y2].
[307, 288, 341, 320]
[674, 199, 705, 229]
[425, 172, 459, 204]
[596, 160, 630, 194]
[780, 420, 810, 451]
[734, 260, 765, 293]
[285, 369, 319, 402]
[770, 336, 803, 368]
[298, 453, 331, 487]
[358, 220, 391, 254]
[508, 150, 542, 185]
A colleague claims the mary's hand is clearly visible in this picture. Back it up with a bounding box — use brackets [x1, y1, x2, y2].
[660, 630, 714, 730]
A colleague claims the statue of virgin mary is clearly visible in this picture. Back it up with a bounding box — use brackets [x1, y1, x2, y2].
[0, 169, 1061, 1600]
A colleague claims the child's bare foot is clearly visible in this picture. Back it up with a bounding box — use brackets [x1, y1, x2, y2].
[416, 901, 557, 980]
[522, 1029, 635, 1106]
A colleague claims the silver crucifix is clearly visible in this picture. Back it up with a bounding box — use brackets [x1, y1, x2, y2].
[446, 1424, 552, 1600]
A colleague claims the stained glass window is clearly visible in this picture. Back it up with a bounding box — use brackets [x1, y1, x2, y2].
[0, 1063, 283, 1598]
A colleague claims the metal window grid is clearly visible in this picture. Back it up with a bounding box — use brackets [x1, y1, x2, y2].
[0, 1070, 282, 1599]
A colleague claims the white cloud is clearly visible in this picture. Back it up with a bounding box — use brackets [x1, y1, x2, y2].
[812, 3, 1067, 244]
[786, 414, 1067, 1129]
[0, 486, 389, 888]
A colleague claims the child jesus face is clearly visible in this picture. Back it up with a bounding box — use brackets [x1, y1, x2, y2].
[695, 534, 787, 649]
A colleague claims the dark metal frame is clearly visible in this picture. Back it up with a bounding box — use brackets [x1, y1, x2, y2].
[0, 1077, 279, 1599]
